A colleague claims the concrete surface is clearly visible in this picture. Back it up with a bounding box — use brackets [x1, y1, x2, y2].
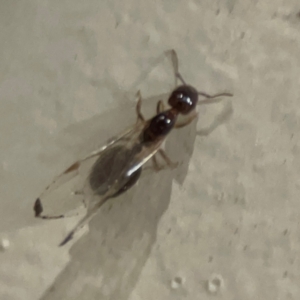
[1, 1, 300, 299]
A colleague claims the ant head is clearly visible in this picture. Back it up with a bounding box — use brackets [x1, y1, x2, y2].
[168, 85, 198, 115]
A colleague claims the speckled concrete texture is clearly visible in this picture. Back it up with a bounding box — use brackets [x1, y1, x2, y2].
[1, 1, 300, 299]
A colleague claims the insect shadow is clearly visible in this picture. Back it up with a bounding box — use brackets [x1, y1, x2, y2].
[38, 50, 233, 300]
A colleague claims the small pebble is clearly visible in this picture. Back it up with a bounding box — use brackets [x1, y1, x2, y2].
[207, 274, 224, 294]
[0, 238, 10, 251]
[171, 276, 185, 289]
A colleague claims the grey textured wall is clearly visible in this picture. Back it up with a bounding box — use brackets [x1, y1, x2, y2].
[0, 1, 300, 299]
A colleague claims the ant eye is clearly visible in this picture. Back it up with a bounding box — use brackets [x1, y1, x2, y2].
[168, 85, 198, 115]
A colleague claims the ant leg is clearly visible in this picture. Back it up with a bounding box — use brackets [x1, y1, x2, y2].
[157, 149, 178, 169]
[156, 100, 165, 114]
[149, 149, 178, 172]
[135, 90, 145, 122]
[174, 112, 198, 128]
[151, 155, 163, 171]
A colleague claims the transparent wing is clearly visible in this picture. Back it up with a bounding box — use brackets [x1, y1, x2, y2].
[34, 121, 144, 219]
[34, 49, 179, 245]
[58, 129, 167, 246]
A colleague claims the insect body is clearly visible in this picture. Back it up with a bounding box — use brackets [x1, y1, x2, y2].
[34, 50, 232, 246]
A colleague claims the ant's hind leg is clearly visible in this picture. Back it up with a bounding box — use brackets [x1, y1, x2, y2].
[157, 149, 178, 169]
[135, 90, 146, 122]
[150, 149, 178, 172]
[151, 155, 163, 172]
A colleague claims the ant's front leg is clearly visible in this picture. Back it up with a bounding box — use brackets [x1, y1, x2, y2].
[174, 112, 198, 129]
[135, 90, 146, 123]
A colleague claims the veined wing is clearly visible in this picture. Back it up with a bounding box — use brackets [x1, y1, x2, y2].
[58, 127, 167, 246]
[34, 120, 145, 219]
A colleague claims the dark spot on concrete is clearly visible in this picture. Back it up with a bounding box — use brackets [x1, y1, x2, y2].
[34, 198, 43, 217]
[173, 276, 182, 284]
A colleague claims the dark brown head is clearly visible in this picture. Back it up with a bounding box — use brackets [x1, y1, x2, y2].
[168, 85, 198, 115]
